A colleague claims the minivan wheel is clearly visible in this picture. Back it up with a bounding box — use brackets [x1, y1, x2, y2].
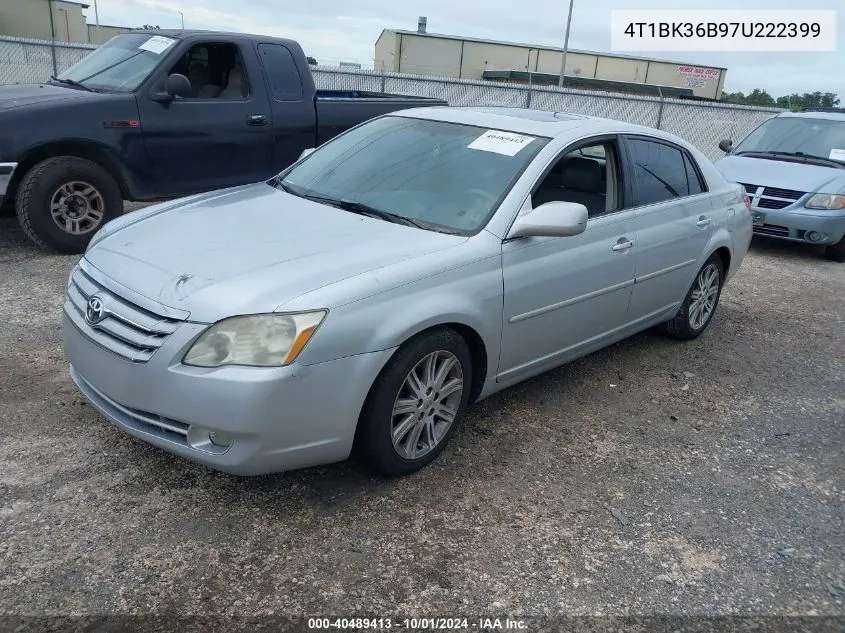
[663, 254, 725, 340]
[825, 236, 845, 263]
[354, 328, 473, 477]
[15, 156, 123, 254]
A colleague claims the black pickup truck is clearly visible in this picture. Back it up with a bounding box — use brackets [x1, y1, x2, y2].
[0, 30, 447, 252]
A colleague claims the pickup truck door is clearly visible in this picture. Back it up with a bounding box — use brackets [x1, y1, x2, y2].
[136, 36, 274, 198]
[253, 42, 319, 171]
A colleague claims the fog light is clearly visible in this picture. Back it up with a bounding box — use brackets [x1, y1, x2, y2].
[806, 231, 825, 243]
[209, 431, 234, 448]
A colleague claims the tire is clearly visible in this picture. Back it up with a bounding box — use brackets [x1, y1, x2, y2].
[15, 156, 123, 254]
[663, 254, 725, 340]
[825, 236, 845, 263]
[354, 328, 473, 477]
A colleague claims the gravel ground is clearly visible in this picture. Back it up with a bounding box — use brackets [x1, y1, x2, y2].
[0, 211, 843, 626]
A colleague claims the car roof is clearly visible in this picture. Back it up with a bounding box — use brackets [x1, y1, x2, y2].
[775, 111, 845, 121]
[391, 106, 692, 144]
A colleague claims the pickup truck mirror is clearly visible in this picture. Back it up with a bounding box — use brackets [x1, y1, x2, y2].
[508, 201, 588, 239]
[718, 139, 733, 153]
[152, 73, 192, 102]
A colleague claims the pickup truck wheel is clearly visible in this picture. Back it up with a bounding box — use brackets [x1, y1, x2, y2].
[354, 328, 473, 477]
[15, 156, 123, 253]
[662, 254, 725, 340]
[825, 236, 845, 263]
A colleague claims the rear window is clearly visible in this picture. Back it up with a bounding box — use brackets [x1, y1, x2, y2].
[257, 43, 303, 101]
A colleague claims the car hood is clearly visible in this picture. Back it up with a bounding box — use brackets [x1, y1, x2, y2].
[716, 155, 845, 194]
[0, 83, 95, 111]
[85, 183, 468, 323]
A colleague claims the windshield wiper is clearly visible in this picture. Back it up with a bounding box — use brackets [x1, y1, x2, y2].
[734, 150, 845, 169]
[275, 181, 459, 233]
[49, 75, 93, 92]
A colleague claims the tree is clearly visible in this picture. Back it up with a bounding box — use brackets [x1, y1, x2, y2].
[723, 88, 840, 111]
[722, 91, 746, 105]
[306, 56, 318, 66]
[139, 24, 161, 30]
[745, 88, 776, 107]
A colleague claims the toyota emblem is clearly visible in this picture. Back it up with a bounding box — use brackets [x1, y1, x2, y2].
[85, 295, 106, 324]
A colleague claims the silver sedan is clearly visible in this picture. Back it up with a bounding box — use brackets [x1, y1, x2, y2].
[63, 107, 753, 476]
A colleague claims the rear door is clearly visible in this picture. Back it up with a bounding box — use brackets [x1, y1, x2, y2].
[254, 43, 318, 171]
[137, 36, 274, 197]
[621, 136, 714, 320]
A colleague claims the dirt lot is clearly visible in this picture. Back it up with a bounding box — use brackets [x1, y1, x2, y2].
[1, 211, 843, 626]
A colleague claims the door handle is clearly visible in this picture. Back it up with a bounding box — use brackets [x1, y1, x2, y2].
[696, 216, 711, 228]
[246, 114, 267, 126]
[612, 239, 634, 251]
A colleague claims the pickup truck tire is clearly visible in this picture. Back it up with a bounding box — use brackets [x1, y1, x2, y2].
[825, 237, 845, 263]
[354, 328, 473, 477]
[15, 156, 123, 254]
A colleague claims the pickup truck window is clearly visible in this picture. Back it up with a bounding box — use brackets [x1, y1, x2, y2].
[258, 44, 303, 101]
[280, 116, 549, 234]
[733, 116, 845, 164]
[165, 43, 250, 99]
[57, 33, 168, 92]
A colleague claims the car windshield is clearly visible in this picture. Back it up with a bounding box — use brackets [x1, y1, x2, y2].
[56, 33, 177, 92]
[733, 116, 845, 163]
[279, 116, 549, 233]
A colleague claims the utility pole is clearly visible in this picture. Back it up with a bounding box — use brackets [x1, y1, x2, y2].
[179, 12, 185, 29]
[93, 0, 100, 43]
[558, 0, 575, 88]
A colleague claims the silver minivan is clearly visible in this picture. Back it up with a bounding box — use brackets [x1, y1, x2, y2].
[716, 111, 845, 262]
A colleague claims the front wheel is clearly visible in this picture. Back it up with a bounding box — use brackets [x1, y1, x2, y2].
[825, 236, 845, 263]
[15, 156, 123, 253]
[662, 254, 725, 340]
[354, 328, 473, 477]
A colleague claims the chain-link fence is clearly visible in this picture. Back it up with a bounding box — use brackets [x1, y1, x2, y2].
[0, 36, 95, 85]
[313, 67, 782, 161]
[0, 36, 781, 161]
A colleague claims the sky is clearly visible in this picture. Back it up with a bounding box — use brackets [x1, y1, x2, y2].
[86, 0, 845, 99]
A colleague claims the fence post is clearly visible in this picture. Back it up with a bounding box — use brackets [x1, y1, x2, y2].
[380, 68, 386, 93]
[656, 86, 665, 130]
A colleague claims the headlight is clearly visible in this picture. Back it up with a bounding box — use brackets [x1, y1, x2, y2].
[805, 194, 845, 210]
[183, 311, 327, 368]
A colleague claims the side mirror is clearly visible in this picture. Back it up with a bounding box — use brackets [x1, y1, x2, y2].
[508, 201, 588, 239]
[152, 73, 191, 102]
[299, 148, 316, 160]
[718, 139, 733, 153]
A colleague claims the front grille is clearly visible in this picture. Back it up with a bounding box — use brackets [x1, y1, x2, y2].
[754, 224, 790, 237]
[66, 266, 182, 362]
[741, 183, 806, 210]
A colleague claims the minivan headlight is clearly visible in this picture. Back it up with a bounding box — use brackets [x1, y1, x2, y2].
[183, 311, 327, 368]
[805, 194, 845, 210]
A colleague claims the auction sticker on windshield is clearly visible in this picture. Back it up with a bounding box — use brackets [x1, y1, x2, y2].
[829, 149, 845, 161]
[468, 130, 536, 156]
[140, 35, 176, 55]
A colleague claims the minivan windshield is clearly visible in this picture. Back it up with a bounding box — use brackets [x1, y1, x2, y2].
[56, 33, 176, 92]
[278, 116, 549, 234]
[733, 116, 845, 164]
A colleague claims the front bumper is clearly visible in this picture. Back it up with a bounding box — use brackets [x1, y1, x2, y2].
[752, 207, 845, 245]
[64, 310, 395, 475]
[0, 162, 18, 202]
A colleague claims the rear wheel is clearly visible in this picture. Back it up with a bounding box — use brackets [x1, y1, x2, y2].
[825, 236, 845, 263]
[354, 328, 473, 477]
[15, 156, 123, 253]
[663, 254, 725, 340]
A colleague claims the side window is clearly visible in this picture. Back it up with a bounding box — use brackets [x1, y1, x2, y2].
[164, 42, 249, 99]
[257, 43, 303, 101]
[684, 152, 706, 195]
[627, 139, 689, 205]
[531, 140, 622, 218]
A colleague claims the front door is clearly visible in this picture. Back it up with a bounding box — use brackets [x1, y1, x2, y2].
[137, 38, 273, 197]
[621, 136, 714, 319]
[498, 137, 638, 384]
